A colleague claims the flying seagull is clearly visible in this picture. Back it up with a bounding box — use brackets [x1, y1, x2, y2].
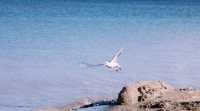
[81, 48, 123, 72]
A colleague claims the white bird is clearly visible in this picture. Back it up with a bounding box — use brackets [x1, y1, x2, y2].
[81, 48, 123, 72]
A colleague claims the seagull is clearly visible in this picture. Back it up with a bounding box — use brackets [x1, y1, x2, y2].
[81, 48, 123, 72]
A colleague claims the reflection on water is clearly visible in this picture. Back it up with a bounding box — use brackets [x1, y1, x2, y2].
[0, 0, 200, 111]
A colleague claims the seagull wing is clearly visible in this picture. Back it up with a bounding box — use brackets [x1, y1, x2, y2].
[80, 62, 104, 68]
[110, 48, 123, 63]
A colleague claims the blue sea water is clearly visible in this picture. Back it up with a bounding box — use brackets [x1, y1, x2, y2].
[1, 0, 200, 111]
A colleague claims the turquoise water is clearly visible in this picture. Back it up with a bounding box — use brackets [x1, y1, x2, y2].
[1, 1, 200, 111]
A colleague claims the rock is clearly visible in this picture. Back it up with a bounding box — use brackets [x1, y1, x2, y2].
[116, 81, 200, 111]
[117, 81, 174, 105]
[37, 81, 200, 111]
[117, 85, 139, 105]
[108, 105, 138, 111]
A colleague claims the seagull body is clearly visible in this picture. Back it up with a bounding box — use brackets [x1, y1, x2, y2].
[81, 48, 123, 72]
[105, 61, 121, 71]
[104, 48, 123, 71]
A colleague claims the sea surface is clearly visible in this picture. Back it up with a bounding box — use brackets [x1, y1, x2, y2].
[1, 0, 200, 111]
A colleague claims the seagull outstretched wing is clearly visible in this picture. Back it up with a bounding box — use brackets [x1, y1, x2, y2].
[80, 62, 104, 68]
[110, 48, 123, 63]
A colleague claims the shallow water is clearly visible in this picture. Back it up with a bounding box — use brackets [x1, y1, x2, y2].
[0, 0, 200, 111]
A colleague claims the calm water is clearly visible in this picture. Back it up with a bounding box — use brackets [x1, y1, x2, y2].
[1, 0, 200, 111]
